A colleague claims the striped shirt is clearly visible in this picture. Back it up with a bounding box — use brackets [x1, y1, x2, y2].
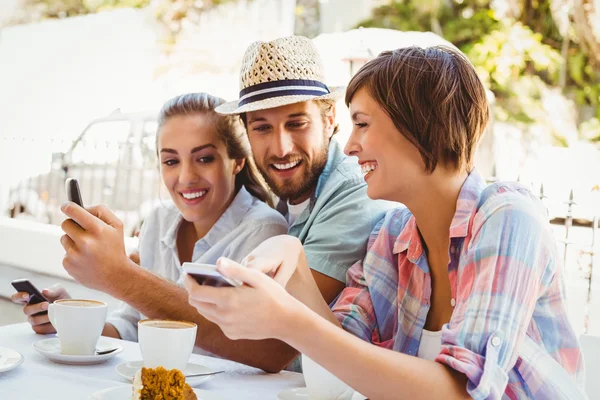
[332, 170, 586, 399]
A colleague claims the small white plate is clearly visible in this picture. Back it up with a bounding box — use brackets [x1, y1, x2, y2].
[32, 337, 123, 365]
[115, 360, 214, 386]
[0, 347, 24, 373]
[90, 385, 223, 400]
[278, 388, 367, 400]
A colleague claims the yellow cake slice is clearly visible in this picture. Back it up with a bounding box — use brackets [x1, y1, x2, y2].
[132, 366, 197, 400]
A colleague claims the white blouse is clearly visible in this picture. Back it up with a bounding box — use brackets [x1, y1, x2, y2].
[107, 187, 288, 342]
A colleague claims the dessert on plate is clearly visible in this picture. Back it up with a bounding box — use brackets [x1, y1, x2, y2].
[132, 366, 197, 400]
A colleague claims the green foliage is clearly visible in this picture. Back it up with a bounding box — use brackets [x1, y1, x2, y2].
[358, 0, 500, 48]
[581, 118, 600, 142]
[150, 0, 237, 47]
[468, 22, 563, 133]
[469, 22, 561, 90]
[12, 0, 150, 21]
[569, 52, 600, 119]
[358, 0, 600, 146]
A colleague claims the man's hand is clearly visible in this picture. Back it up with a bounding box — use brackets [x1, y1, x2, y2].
[11, 285, 70, 334]
[60, 202, 134, 295]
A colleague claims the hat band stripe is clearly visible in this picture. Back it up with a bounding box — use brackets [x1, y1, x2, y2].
[239, 79, 329, 97]
[239, 88, 330, 106]
[238, 79, 330, 106]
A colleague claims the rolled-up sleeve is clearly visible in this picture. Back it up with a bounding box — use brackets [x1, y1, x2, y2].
[106, 301, 141, 342]
[435, 192, 556, 399]
[332, 218, 387, 344]
[303, 184, 384, 283]
[331, 261, 378, 342]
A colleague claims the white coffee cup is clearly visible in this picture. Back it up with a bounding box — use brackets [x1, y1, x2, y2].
[302, 354, 355, 400]
[48, 299, 107, 356]
[138, 319, 197, 371]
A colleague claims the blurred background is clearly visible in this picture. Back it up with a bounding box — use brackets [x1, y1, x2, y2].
[0, 0, 598, 338]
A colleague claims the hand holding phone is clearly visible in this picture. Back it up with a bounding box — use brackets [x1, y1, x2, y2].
[182, 262, 242, 288]
[11, 279, 50, 316]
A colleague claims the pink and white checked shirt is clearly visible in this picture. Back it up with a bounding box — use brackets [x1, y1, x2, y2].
[332, 170, 586, 399]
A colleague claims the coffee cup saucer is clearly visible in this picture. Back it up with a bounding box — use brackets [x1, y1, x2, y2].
[277, 387, 366, 400]
[115, 360, 214, 386]
[0, 347, 25, 373]
[32, 337, 123, 365]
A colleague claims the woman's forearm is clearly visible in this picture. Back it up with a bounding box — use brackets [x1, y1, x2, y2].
[280, 303, 469, 400]
[285, 250, 341, 326]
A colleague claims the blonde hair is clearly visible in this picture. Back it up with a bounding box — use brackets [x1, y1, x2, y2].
[157, 93, 273, 206]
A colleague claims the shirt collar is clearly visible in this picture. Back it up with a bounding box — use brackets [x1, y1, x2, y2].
[283, 139, 347, 228]
[392, 169, 487, 263]
[161, 186, 254, 248]
[315, 139, 347, 199]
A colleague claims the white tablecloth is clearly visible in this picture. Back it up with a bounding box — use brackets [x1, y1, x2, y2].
[0, 323, 304, 399]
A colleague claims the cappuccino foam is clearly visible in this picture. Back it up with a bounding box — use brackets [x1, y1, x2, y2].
[140, 320, 195, 329]
[57, 300, 105, 308]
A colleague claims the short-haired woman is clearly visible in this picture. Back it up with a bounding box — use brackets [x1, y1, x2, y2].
[184, 49, 586, 399]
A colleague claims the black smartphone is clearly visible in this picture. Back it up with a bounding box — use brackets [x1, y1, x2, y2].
[65, 178, 84, 208]
[11, 279, 49, 316]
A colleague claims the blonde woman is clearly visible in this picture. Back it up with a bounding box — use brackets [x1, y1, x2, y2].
[14, 93, 287, 345]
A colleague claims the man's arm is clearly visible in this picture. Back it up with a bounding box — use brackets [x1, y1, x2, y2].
[60, 202, 345, 372]
[115, 259, 299, 372]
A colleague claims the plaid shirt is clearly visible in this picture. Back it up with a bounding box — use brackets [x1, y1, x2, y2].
[332, 170, 586, 399]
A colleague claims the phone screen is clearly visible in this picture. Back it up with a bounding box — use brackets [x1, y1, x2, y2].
[188, 272, 236, 288]
[182, 263, 241, 287]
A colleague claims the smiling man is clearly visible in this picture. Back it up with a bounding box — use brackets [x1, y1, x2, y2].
[216, 36, 390, 294]
[211, 36, 392, 369]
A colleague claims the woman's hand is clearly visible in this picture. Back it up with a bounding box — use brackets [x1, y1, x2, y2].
[11, 285, 71, 334]
[241, 234, 305, 287]
[184, 258, 303, 341]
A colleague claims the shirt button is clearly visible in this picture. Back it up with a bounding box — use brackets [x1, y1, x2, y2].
[491, 336, 502, 347]
[450, 298, 456, 307]
[450, 246, 456, 254]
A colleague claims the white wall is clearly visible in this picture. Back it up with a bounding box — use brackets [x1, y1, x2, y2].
[0, 217, 137, 280]
[0, 0, 295, 212]
[319, 0, 386, 33]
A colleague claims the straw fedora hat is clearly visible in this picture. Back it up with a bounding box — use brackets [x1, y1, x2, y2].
[215, 36, 345, 115]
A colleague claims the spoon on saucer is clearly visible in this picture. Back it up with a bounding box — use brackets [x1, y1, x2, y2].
[185, 370, 225, 378]
[95, 347, 120, 355]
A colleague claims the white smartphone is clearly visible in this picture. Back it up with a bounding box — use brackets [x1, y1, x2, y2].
[182, 262, 242, 288]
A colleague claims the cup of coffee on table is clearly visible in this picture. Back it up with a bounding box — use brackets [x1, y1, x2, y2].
[302, 354, 355, 400]
[48, 299, 107, 356]
[138, 319, 197, 370]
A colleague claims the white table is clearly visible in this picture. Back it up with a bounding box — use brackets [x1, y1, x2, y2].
[0, 323, 305, 399]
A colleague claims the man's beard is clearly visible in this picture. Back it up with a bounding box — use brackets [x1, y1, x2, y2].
[257, 142, 329, 202]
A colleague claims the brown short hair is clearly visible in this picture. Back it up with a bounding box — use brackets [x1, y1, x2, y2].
[345, 46, 489, 173]
[157, 93, 273, 206]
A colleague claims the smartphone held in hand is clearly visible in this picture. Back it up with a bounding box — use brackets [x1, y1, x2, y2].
[11, 279, 49, 316]
[65, 178, 84, 208]
[182, 263, 241, 288]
